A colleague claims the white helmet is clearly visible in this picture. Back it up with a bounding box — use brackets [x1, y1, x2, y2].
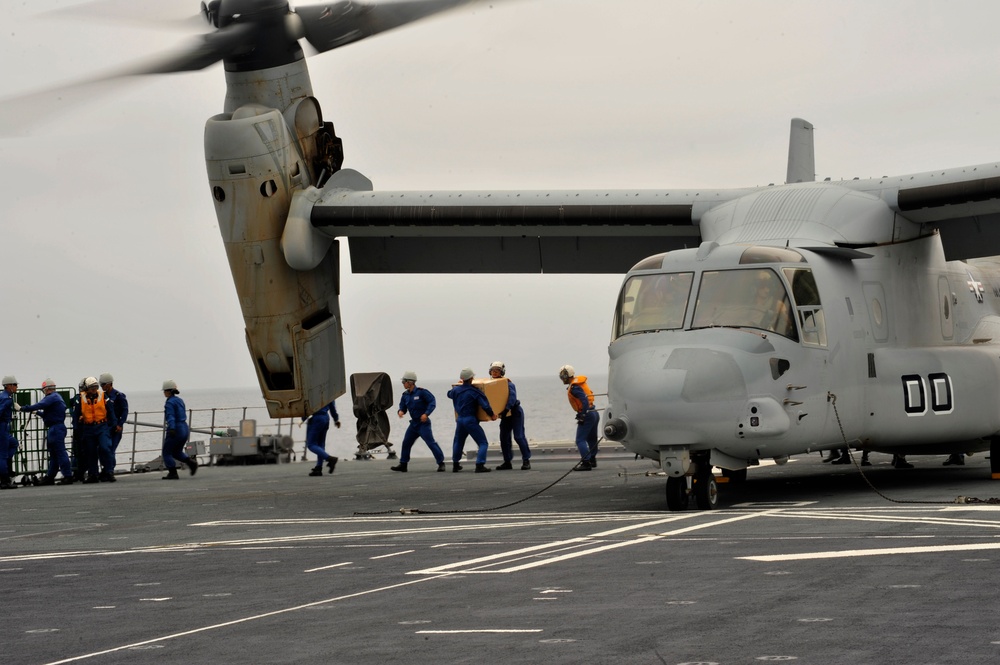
[489, 361, 506, 377]
[1, 375, 17, 386]
[460, 367, 475, 381]
[162, 379, 179, 394]
[558, 365, 575, 380]
[99, 373, 114, 385]
[401, 370, 417, 382]
[41, 379, 57, 390]
[83, 376, 99, 389]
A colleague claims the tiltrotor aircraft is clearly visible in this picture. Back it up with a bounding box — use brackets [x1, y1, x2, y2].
[11, 0, 1000, 509]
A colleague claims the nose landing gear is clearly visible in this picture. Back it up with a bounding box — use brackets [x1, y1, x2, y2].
[664, 456, 719, 511]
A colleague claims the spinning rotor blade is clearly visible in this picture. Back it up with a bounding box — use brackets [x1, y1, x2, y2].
[133, 22, 257, 74]
[0, 22, 255, 133]
[2, 0, 493, 132]
[43, 0, 205, 29]
[296, 0, 483, 52]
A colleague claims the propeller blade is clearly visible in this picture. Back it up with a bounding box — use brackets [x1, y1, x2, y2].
[296, 0, 482, 53]
[42, 0, 206, 30]
[132, 22, 257, 74]
[0, 23, 255, 133]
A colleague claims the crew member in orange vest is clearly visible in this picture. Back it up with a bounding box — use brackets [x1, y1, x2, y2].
[559, 365, 599, 471]
[71, 376, 118, 484]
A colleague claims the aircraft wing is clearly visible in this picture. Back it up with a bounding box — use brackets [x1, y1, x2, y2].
[305, 171, 751, 273]
[843, 162, 1000, 260]
[302, 160, 1000, 273]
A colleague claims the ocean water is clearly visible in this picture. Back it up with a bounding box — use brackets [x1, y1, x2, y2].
[117, 374, 609, 467]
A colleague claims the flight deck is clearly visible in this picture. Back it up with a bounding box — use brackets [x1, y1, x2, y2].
[4, 452, 1000, 665]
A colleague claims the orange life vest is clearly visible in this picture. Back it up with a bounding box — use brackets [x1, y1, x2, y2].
[567, 375, 595, 413]
[80, 392, 108, 424]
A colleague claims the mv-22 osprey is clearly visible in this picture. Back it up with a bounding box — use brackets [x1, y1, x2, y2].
[20, 0, 1000, 508]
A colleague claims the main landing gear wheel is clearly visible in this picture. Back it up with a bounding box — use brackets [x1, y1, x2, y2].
[665, 476, 688, 511]
[692, 470, 719, 510]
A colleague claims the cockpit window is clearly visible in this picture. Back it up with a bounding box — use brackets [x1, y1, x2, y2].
[691, 268, 798, 340]
[783, 268, 826, 346]
[614, 272, 693, 338]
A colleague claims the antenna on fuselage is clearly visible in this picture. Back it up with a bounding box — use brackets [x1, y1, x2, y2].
[785, 117, 815, 184]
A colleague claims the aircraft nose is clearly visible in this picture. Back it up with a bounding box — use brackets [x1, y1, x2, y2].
[608, 345, 750, 446]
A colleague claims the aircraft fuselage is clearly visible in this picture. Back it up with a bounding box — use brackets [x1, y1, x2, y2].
[605, 191, 1000, 477]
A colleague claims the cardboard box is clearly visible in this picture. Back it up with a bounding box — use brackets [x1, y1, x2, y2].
[452, 377, 510, 421]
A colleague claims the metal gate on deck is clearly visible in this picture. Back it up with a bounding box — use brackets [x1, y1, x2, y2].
[9, 386, 77, 478]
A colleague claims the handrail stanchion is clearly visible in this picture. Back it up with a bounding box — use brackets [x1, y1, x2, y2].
[129, 413, 138, 474]
[209, 408, 217, 466]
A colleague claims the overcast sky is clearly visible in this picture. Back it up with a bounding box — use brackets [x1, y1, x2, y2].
[3, 0, 1000, 393]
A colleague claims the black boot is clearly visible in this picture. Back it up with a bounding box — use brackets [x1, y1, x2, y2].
[521, 460, 531, 470]
[186, 458, 198, 476]
[308, 468, 323, 477]
[326, 456, 339, 474]
[0, 475, 16, 490]
[437, 463, 446, 472]
[495, 461, 513, 471]
[162, 468, 179, 480]
[944, 454, 965, 466]
[475, 464, 491, 473]
[391, 463, 408, 472]
[575, 460, 592, 471]
[831, 452, 851, 465]
[892, 455, 914, 469]
[452, 463, 463, 472]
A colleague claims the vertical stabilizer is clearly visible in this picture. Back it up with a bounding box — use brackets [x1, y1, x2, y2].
[786, 118, 815, 184]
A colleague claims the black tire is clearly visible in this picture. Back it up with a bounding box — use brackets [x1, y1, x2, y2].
[665, 476, 688, 511]
[693, 472, 719, 510]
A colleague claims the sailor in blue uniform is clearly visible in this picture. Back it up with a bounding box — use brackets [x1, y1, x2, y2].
[21, 379, 73, 484]
[303, 401, 340, 477]
[488, 361, 532, 471]
[447, 367, 497, 473]
[99, 373, 128, 477]
[161, 380, 197, 480]
[392, 371, 445, 472]
[0, 376, 20, 490]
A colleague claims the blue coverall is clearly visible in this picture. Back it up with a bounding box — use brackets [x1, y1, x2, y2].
[0, 391, 19, 481]
[22, 392, 72, 480]
[498, 380, 532, 464]
[398, 386, 444, 465]
[448, 382, 495, 465]
[162, 394, 191, 470]
[569, 382, 600, 463]
[304, 401, 339, 470]
[104, 387, 129, 474]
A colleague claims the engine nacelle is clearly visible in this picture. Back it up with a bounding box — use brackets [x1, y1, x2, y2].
[205, 101, 344, 417]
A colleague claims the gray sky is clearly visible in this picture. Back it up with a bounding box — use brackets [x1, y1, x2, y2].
[3, 0, 1000, 392]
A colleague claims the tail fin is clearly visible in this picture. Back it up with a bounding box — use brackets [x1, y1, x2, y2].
[785, 118, 815, 184]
